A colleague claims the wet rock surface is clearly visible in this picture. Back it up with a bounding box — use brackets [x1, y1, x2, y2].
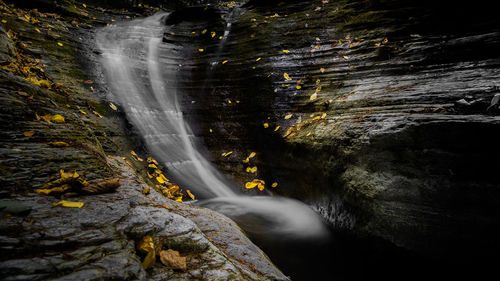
[162, 0, 500, 278]
[0, 1, 288, 280]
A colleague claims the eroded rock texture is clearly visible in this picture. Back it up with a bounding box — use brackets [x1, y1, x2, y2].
[0, 1, 287, 280]
[165, 0, 500, 270]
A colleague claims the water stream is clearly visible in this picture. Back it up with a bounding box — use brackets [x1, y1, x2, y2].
[96, 12, 330, 244]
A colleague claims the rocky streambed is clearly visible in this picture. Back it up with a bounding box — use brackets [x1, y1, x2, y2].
[1, 0, 500, 280]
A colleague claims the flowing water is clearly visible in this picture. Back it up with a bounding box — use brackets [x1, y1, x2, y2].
[96, 12, 330, 245]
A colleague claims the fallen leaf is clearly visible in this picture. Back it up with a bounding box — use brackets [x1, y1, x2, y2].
[34, 27, 41, 33]
[283, 72, 292, 81]
[81, 178, 120, 194]
[263, 123, 269, 128]
[223, 151, 233, 157]
[142, 187, 150, 195]
[245, 179, 265, 190]
[242, 152, 256, 163]
[79, 109, 87, 115]
[320, 67, 325, 73]
[198, 48, 204, 52]
[109, 102, 118, 111]
[148, 164, 157, 169]
[50, 141, 69, 147]
[159, 249, 187, 270]
[284, 114, 292, 119]
[161, 204, 171, 210]
[222, 60, 228, 64]
[256, 57, 261, 61]
[310, 93, 318, 101]
[282, 49, 290, 53]
[272, 182, 278, 188]
[296, 85, 302, 89]
[211, 31, 216, 38]
[24, 130, 35, 137]
[52, 200, 84, 208]
[343, 55, 349, 60]
[246, 166, 258, 174]
[51, 114, 65, 123]
[147, 157, 159, 165]
[57, 42, 63, 46]
[321, 112, 327, 119]
[130, 150, 143, 161]
[175, 196, 182, 202]
[137, 235, 155, 269]
[156, 176, 165, 184]
[201, 29, 207, 34]
[35, 185, 70, 195]
[186, 190, 195, 200]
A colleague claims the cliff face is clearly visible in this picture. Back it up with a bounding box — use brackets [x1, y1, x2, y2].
[165, 0, 500, 265]
[0, 1, 288, 280]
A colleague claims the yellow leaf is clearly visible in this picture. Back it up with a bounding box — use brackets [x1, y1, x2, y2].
[50, 141, 69, 147]
[175, 196, 183, 202]
[257, 183, 264, 191]
[245, 181, 258, 189]
[284, 114, 292, 119]
[73, 171, 79, 178]
[35, 27, 41, 33]
[51, 114, 65, 123]
[272, 182, 278, 188]
[310, 93, 318, 101]
[343, 55, 349, 60]
[222, 60, 228, 64]
[256, 57, 261, 61]
[130, 150, 143, 161]
[201, 29, 207, 34]
[160, 173, 168, 182]
[52, 200, 85, 208]
[223, 151, 233, 157]
[1, 20, 6, 24]
[147, 157, 159, 165]
[321, 113, 327, 119]
[57, 42, 63, 46]
[148, 163, 157, 169]
[186, 189, 195, 200]
[263, 123, 269, 128]
[246, 166, 257, 173]
[306, 132, 312, 137]
[274, 126, 280, 131]
[82, 3, 87, 8]
[138, 235, 155, 269]
[35, 185, 69, 195]
[242, 152, 256, 163]
[156, 176, 165, 184]
[375, 42, 381, 47]
[79, 109, 87, 115]
[209, 128, 213, 133]
[382, 37, 388, 44]
[24, 130, 35, 137]
[109, 102, 118, 111]
[282, 49, 290, 53]
[211, 31, 216, 38]
[219, 36, 223, 39]
[198, 48, 204, 52]
[296, 85, 301, 89]
[142, 187, 150, 195]
[320, 67, 325, 73]
[283, 72, 291, 81]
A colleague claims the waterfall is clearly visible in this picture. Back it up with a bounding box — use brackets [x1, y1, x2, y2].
[96, 12, 329, 241]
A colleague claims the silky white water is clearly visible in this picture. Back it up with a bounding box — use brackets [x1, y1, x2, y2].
[96, 12, 329, 240]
